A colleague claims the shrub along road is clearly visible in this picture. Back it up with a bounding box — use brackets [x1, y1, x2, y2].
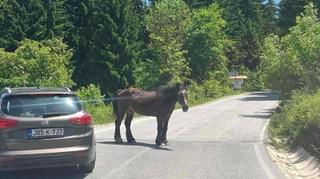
[1, 92, 285, 179]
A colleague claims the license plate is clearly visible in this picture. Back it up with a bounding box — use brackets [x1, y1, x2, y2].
[28, 128, 64, 139]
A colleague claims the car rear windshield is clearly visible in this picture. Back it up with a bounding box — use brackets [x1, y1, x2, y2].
[1, 94, 82, 118]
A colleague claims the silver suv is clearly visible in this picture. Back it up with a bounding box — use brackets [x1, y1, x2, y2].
[0, 87, 96, 173]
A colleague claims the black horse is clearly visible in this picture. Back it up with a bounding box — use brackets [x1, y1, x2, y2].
[112, 84, 189, 146]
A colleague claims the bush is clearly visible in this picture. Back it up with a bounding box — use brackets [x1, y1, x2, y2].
[260, 4, 320, 98]
[76, 84, 113, 124]
[0, 38, 73, 88]
[269, 90, 320, 157]
[187, 81, 207, 105]
[243, 71, 265, 91]
[187, 80, 232, 106]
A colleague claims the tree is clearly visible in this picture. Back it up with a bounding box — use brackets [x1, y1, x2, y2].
[262, 0, 278, 35]
[183, 0, 213, 8]
[218, 0, 266, 71]
[66, 0, 142, 95]
[279, 0, 320, 35]
[0, 0, 28, 51]
[184, 0, 277, 71]
[0, 0, 68, 51]
[42, 0, 69, 39]
[135, 0, 191, 89]
[261, 3, 320, 97]
[279, 0, 307, 35]
[185, 3, 229, 82]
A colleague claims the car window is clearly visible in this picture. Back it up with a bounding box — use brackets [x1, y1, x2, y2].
[1, 94, 82, 117]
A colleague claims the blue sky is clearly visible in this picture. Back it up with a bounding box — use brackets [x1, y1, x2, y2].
[274, 0, 281, 4]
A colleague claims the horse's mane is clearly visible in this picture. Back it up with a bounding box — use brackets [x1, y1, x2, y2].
[156, 85, 179, 99]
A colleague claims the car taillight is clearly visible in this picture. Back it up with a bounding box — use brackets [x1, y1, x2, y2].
[69, 114, 92, 125]
[0, 119, 18, 129]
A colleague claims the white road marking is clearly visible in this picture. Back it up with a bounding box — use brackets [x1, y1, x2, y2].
[260, 119, 270, 144]
[255, 119, 276, 179]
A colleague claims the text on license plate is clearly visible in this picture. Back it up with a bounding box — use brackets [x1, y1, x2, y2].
[28, 128, 64, 138]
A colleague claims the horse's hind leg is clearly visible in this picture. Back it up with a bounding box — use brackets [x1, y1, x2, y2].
[114, 107, 127, 143]
[125, 110, 135, 144]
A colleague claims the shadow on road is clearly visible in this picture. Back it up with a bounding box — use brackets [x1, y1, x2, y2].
[239, 108, 276, 120]
[239, 114, 272, 119]
[240, 91, 278, 102]
[0, 167, 87, 179]
[97, 141, 173, 151]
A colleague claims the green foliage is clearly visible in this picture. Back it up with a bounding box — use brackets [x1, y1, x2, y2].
[261, 4, 320, 97]
[0, 38, 73, 88]
[135, 0, 191, 88]
[0, 0, 27, 51]
[66, 0, 143, 94]
[202, 79, 232, 98]
[266, 4, 320, 156]
[187, 80, 232, 106]
[76, 84, 113, 124]
[242, 70, 264, 91]
[219, 0, 271, 71]
[262, 0, 279, 34]
[0, 0, 68, 51]
[0, 49, 28, 87]
[279, 0, 320, 35]
[42, 0, 69, 39]
[185, 3, 230, 83]
[269, 90, 320, 156]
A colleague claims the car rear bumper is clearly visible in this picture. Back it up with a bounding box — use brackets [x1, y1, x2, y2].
[0, 145, 96, 171]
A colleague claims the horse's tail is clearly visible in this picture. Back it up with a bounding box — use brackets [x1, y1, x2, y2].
[112, 89, 122, 119]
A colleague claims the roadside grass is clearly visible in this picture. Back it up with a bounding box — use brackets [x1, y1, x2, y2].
[76, 84, 114, 125]
[268, 90, 320, 158]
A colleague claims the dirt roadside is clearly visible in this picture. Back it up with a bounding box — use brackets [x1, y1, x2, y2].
[267, 145, 320, 179]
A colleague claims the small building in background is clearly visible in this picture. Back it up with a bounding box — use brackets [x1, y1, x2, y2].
[229, 70, 248, 89]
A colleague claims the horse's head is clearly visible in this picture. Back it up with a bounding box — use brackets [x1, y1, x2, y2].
[177, 84, 189, 112]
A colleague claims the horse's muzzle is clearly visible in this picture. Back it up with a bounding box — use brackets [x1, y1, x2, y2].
[182, 106, 189, 112]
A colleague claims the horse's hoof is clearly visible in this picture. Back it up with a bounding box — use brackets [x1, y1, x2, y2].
[160, 142, 168, 146]
[127, 139, 136, 144]
[115, 138, 123, 143]
[155, 141, 161, 146]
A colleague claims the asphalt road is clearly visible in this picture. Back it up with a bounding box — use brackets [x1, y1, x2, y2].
[1, 91, 285, 179]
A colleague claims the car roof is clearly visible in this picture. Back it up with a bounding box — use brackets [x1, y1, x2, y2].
[0, 87, 73, 95]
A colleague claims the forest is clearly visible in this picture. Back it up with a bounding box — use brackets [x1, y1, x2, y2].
[3, 0, 319, 94]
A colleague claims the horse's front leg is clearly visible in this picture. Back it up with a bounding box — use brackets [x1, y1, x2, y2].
[162, 117, 170, 145]
[155, 116, 164, 146]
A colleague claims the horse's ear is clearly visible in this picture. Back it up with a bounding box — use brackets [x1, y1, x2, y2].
[174, 83, 181, 89]
[183, 80, 191, 89]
